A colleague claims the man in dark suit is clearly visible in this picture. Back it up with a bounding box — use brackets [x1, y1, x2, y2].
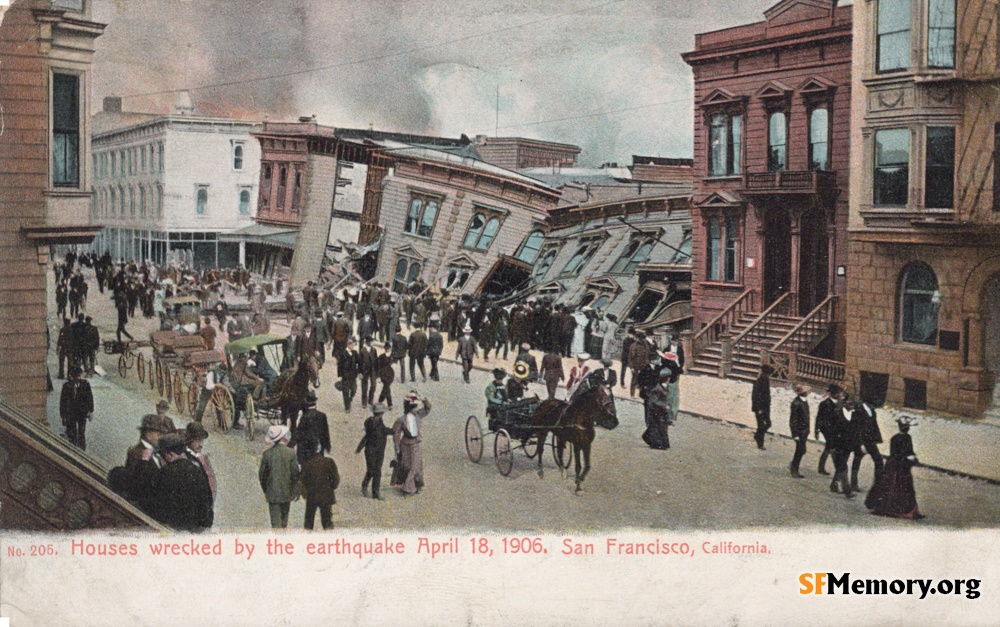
[829, 397, 856, 498]
[539, 350, 564, 400]
[596, 357, 618, 389]
[377, 342, 396, 410]
[152, 433, 214, 532]
[356, 402, 392, 500]
[789, 383, 810, 478]
[292, 393, 331, 464]
[60, 366, 93, 450]
[408, 325, 428, 383]
[426, 322, 443, 381]
[751, 365, 773, 450]
[391, 327, 409, 383]
[359, 336, 377, 408]
[815, 384, 843, 475]
[851, 396, 884, 492]
[338, 339, 361, 412]
[456, 325, 478, 384]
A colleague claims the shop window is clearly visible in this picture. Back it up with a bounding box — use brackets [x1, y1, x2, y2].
[925, 126, 955, 209]
[515, 229, 545, 263]
[708, 112, 742, 177]
[809, 107, 829, 171]
[767, 111, 787, 172]
[463, 213, 501, 251]
[899, 261, 939, 345]
[874, 128, 910, 206]
[877, 0, 912, 72]
[927, 0, 955, 68]
[404, 195, 440, 237]
[52, 73, 80, 187]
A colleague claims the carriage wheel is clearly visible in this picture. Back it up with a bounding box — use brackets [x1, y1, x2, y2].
[150, 358, 157, 390]
[173, 372, 185, 414]
[163, 365, 172, 400]
[118, 354, 128, 378]
[126, 351, 136, 370]
[553, 435, 573, 470]
[136, 353, 145, 383]
[523, 435, 539, 459]
[156, 360, 164, 396]
[244, 394, 256, 442]
[464, 416, 483, 463]
[187, 381, 199, 416]
[209, 386, 234, 432]
[494, 429, 514, 477]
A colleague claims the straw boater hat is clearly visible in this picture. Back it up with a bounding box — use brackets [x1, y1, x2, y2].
[520, 343, 531, 351]
[576, 352, 590, 361]
[266, 425, 289, 446]
[513, 361, 530, 380]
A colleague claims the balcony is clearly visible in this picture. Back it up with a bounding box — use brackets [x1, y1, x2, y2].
[741, 170, 838, 197]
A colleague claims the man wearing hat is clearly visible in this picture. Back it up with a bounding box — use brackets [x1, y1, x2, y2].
[627, 331, 652, 397]
[356, 402, 392, 500]
[125, 414, 170, 516]
[456, 324, 478, 384]
[153, 399, 177, 433]
[829, 396, 857, 498]
[507, 362, 530, 402]
[851, 395, 884, 493]
[596, 357, 618, 390]
[392, 391, 432, 495]
[337, 338, 361, 412]
[258, 425, 299, 528]
[60, 366, 93, 450]
[408, 324, 428, 383]
[83, 316, 100, 375]
[293, 391, 331, 464]
[789, 383, 811, 478]
[566, 353, 591, 399]
[184, 421, 216, 503]
[152, 433, 214, 532]
[485, 368, 508, 431]
[297, 433, 340, 530]
[751, 364, 774, 450]
[390, 326, 409, 383]
[359, 336, 378, 408]
[641, 368, 673, 449]
[539, 347, 564, 401]
[426, 322, 444, 382]
[815, 384, 844, 475]
[376, 342, 396, 410]
[331, 310, 351, 359]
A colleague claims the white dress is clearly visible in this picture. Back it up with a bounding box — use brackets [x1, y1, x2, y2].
[571, 311, 588, 355]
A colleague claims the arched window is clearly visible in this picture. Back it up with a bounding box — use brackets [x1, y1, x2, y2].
[234, 144, 244, 170]
[463, 213, 501, 250]
[534, 248, 558, 279]
[611, 239, 653, 274]
[393, 258, 421, 293]
[404, 196, 440, 237]
[516, 230, 545, 263]
[579, 293, 596, 307]
[239, 189, 251, 215]
[196, 187, 208, 214]
[900, 262, 939, 345]
[768, 111, 787, 172]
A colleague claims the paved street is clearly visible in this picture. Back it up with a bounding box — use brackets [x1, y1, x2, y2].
[46, 271, 1000, 531]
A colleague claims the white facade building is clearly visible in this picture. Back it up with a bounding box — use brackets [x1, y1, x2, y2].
[90, 103, 261, 268]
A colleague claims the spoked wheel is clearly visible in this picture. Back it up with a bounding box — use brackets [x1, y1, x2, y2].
[126, 351, 136, 370]
[553, 435, 573, 470]
[523, 435, 539, 459]
[494, 429, 514, 477]
[163, 365, 172, 400]
[136, 353, 145, 383]
[155, 359, 164, 396]
[244, 394, 256, 442]
[187, 381, 199, 416]
[464, 415, 483, 463]
[173, 372, 185, 414]
[118, 354, 128, 378]
[208, 386, 234, 432]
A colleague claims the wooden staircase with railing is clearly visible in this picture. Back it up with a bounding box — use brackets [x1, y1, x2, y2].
[687, 291, 840, 383]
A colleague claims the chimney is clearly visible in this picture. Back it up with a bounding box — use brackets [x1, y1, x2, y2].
[103, 96, 122, 113]
[174, 90, 195, 115]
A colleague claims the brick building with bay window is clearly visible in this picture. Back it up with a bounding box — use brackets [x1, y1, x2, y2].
[845, 0, 1000, 417]
[681, 0, 852, 382]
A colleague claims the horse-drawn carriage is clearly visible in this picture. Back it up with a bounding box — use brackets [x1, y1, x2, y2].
[222, 334, 312, 442]
[464, 372, 619, 490]
[162, 294, 203, 329]
[149, 329, 215, 412]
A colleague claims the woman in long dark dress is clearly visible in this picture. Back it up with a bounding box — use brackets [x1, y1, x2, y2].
[865, 417, 923, 519]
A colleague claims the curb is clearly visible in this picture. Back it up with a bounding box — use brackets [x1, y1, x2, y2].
[441, 356, 1000, 487]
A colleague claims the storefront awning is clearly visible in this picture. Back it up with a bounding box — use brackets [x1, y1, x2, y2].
[218, 223, 298, 249]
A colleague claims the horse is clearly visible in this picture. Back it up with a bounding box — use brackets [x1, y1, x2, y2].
[273, 361, 313, 432]
[528, 372, 618, 492]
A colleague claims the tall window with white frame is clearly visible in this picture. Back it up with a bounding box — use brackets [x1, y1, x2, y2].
[925, 126, 955, 209]
[52, 73, 80, 187]
[874, 128, 910, 206]
[239, 189, 251, 216]
[706, 216, 739, 283]
[809, 107, 829, 171]
[708, 112, 742, 177]
[610, 239, 654, 274]
[559, 237, 603, 278]
[463, 212, 501, 251]
[403, 195, 440, 238]
[877, 0, 912, 72]
[767, 111, 787, 172]
[927, 0, 955, 68]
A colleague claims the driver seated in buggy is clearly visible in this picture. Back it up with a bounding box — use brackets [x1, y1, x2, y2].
[485, 368, 508, 432]
[247, 349, 278, 394]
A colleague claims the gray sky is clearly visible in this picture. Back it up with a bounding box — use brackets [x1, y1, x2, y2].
[92, 0, 788, 166]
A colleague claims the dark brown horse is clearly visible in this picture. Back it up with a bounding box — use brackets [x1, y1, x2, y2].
[274, 361, 313, 431]
[529, 372, 618, 492]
